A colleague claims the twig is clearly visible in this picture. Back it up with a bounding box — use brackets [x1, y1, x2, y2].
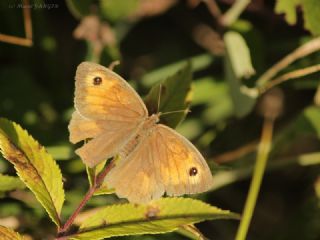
[256, 37, 320, 87]
[0, 0, 33, 47]
[220, 0, 251, 26]
[0, 34, 32, 46]
[202, 0, 222, 19]
[57, 160, 115, 237]
[23, 0, 33, 41]
[259, 64, 320, 94]
[235, 118, 274, 240]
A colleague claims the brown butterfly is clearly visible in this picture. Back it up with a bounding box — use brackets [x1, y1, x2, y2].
[69, 62, 213, 203]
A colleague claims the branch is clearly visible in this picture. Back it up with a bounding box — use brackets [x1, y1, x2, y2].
[256, 37, 320, 87]
[259, 64, 320, 94]
[0, 0, 33, 47]
[0, 34, 32, 47]
[57, 160, 115, 237]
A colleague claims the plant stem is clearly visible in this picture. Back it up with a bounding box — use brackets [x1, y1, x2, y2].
[256, 37, 320, 88]
[202, 0, 222, 19]
[259, 64, 320, 94]
[57, 160, 115, 236]
[23, 0, 33, 41]
[220, 0, 251, 26]
[235, 118, 274, 240]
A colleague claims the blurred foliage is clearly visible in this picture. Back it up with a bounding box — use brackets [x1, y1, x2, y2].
[0, 0, 320, 239]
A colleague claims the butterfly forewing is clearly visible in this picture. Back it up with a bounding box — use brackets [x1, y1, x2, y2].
[69, 62, 148, 166]
[75, 62, 148, 121]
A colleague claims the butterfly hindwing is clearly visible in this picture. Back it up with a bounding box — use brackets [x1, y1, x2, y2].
[104, 124, 213, 203]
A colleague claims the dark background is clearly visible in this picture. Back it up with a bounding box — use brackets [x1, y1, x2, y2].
[0, 0, 320, 239]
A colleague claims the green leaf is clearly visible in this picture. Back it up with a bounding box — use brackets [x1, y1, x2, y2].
[275, 0, 320, 36]
[275, 0, 301, 24]
[86, 160, 115, 195]
[99, 0, 139, 22]
[177, 224, 208, 240]
[224, 31, 256, 118]
[192, 77, 233, 124]
[70, 198, 238, 240]
[144, 62, 193, 128]
[66, 0, 94, 19]
[0, 226, 24, 240]
[141, 54, 214, 88]
[0, 174, 25, 192]
[302, 0, 320, 36]
[224, 31, 255, 79]
[0, 118, 64, 227]
[315, 84, 320, 106]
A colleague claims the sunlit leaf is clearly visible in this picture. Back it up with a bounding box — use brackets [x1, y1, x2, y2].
[0, 226, 24, 240]
[70, 198, 238, 240]
[0, 118, 64, 227]
[275, 0, 320, 36]
[0, 174, 25, 192]
[275, 0, 301, 24]
[224, 31, 256, 117]
[144, 62, 192, 128]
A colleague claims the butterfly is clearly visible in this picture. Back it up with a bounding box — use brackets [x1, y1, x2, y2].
[68, 62, 213, 203]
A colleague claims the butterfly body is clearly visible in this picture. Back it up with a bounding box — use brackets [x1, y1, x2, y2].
[120, 114, 159, 159]
[69, 62, 213, 203]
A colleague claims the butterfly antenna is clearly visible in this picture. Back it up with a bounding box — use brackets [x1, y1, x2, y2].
[160, 109, 191, 116]
[157, 83, 162, 113]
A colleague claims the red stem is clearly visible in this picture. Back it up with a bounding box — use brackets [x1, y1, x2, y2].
[57, 161, 115, 237]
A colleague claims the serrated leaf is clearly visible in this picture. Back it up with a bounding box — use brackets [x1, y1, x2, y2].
[0, 174, 25, 192]
[0, 226, 24, 240]
[99, 0, 139, 22]
[66, 0, 94, 19]
[224, 32, 256, 117]
[0, 118, 64, 227]
[70, 198, 238, 240]
[144, 62, 193, 128]
[275, 0, 320, 36]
